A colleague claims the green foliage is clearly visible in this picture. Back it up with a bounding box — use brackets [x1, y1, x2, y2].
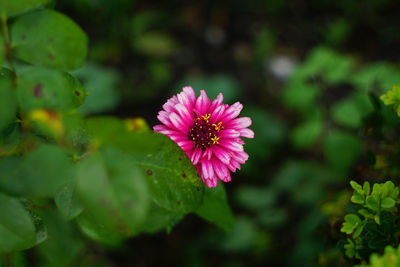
[0, 194, 46, 253]
[340, 181, 400, 260]
[0, 0, 51, 18]
[11, 9, 88, 70]
[357, 245, 400, 267]
[0, 2, 232, 263]
[380, 84, 400, 117]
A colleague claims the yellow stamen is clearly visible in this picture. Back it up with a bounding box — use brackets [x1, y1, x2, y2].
[211, 136, 220, 144]
[201, 113, 211, 123]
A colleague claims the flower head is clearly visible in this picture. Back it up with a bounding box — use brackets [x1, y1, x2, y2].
[154, 86, 254, 188]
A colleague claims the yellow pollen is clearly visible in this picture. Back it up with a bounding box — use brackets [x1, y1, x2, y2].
[212, 121, 223, 131]
[201, 113, 211, 123]
[211, 136, 220, 144]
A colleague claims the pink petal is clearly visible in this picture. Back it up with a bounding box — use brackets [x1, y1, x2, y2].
[226, 117, 252, 129]
[191, 148, 202, 165]
[213, 146, 231, 165]
[202, 148, 212, 160]
[177, 91, 191, 108]
[169, 112, 189, 133]
[218, 139, 244, 152]
[153, 125, 184, 141]
[221, 171, 231, 182]
[221, 102, 243, 123]
[182, 86, 196, 105]
[157, 111, 174, 128]
[162, 95, 179, 112]
[212, 159, 229, 181]
[210, 105, 225, 123]
[232, 151, 249, 164]
[177, 140, 194, 151]
[239, 128, 254, 138]
[205, 177, 218, 188]
[195, 90, 211, 116]
[228, 159, 241, 172]
[209, 93, 224, 113]
[201, 159, 214, 180]
[219, 129, 240, 138]
[174, 103, 193, 124]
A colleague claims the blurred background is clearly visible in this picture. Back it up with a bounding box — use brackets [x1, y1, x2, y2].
[49, 0, 400, 266]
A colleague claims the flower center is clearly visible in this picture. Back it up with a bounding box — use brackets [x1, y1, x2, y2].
[189, 114, 223, 150]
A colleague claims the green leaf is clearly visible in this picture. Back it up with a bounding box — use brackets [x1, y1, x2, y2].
[139, 204, 184, 234]
[281, 81, 320, 113]
[11, 9, 88, 70]
[54, 180, 83, 220]
[381, 197, 396, 209]
[366, 195, 380, 211]
[76, 148, 149, 243]
[323, 131, 362, 172]
[16, 66, 87, 113]
[351, 193, 364, 204]
[85, 117, 205, 214]
[113, 132, 205, 214]
[0, 0, 51, 18]
[196, 183, 234, 232]
[341, 214, 361, 234]
[331, 98, 363, 128]
[72, 63, 120, 115]
[37, 210, 84, 267]
[0, 193, 43, 253]
[291, 118, 323, 149]
[19, 144, 75, 197]
[363, 181, 371, 195]
[350, 180, 363, 192]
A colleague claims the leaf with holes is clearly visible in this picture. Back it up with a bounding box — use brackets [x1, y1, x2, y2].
[16, 66, 87, 113]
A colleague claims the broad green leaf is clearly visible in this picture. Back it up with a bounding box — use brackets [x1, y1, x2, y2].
[331, 98, 363, 128]
[37, 210, 84, 267]
[323, 131, 362, 172]
[20, 144, 75, 197]
[291, 118, 323, 149]
[76, 148, 149, 243]
[139, 204, 184, 234]
[0, 156, 25, 195]
[0, 193, 43, 253]
[341, 214, 361, 234]
[111, 132, 205, 213]
[72, 63, 120, 115]
[85, 117, 205, 214]
[0, 0, 50, 18]
[381, 197, 396, 209]
[281, 81, 319, 113]
[11, 9, 88, 70]
[16, 66, 87, 113]
[0, 70, 17, 132]
[54, 180, 83, 220]
[196, 184, 234, 232]
[352, 63, 400, 92]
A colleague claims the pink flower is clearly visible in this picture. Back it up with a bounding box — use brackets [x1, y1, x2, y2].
[154, 86, 254, 188]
